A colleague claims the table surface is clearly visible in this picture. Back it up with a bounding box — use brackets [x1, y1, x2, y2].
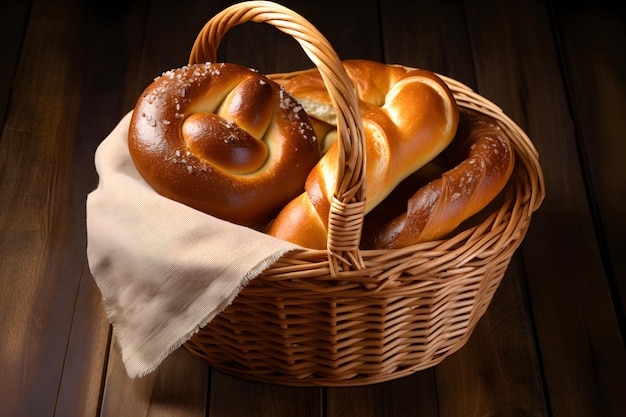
[1, 0, 625, 416]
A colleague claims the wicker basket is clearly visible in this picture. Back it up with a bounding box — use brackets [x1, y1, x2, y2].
[183, 1, 545, 386]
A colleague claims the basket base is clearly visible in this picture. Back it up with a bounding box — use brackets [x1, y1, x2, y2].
[183, 331, 471, 387]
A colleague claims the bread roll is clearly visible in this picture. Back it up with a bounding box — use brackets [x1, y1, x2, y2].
[267, 60, 459, 248]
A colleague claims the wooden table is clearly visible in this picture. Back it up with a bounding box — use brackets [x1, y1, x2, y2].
[1, 0, 624, 415]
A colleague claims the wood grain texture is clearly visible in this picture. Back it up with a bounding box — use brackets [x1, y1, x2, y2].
[209, 370, 322, 417]
[436, 258, 548, 417]
[0, 0, 31, 129]
[326, 372, 439, 417]
[0, 0, 87, 415]
[101, 341, 208, 417]
[379, 0, 475, 83]
[215, 0, 382, 75]
[550, 0, 626, 337]
[54, 1, 151, 415]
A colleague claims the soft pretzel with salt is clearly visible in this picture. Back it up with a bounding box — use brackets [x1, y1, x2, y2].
[266, 59, 459, 248]
[128, 62, 321, 227]
[366, 110, 516, 249]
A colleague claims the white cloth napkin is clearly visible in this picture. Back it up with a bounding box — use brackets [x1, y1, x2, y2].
[86, 112, 301, 378]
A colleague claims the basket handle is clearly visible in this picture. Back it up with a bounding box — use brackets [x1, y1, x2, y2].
[188, 1, 366, 274]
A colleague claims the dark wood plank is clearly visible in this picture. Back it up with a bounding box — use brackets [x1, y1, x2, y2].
[464, 0, 626, 416]
[380, 0, 476, 83]
[101, 342, 208, 417]
[55, 268, 112, 417]
[0, 0, 95, 414]
[0, 0, 31, 128]
[326, 373, 439, 417]
[54, 1, 154, 415]
[216, 0, 382, 75]
[435, 258, 548, 416]
[278, 0, 383, 64]
[326, 384, 384, 417]
[209, 370, 322, 417]
[550, 0, 626, 336]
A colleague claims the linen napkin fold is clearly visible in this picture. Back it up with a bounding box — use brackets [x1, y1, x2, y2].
[86, 112, 301, 378]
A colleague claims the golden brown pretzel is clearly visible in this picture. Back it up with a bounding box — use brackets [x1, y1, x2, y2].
[366, 110, 516, 249]
[128, 62, 321, 226]
[266, 60, 459, 248]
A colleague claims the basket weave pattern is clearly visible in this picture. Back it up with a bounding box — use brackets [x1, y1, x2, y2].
[183, 1, 544, 386]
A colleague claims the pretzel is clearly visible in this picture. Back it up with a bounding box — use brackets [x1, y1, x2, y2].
[128, 62, 321, 226]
